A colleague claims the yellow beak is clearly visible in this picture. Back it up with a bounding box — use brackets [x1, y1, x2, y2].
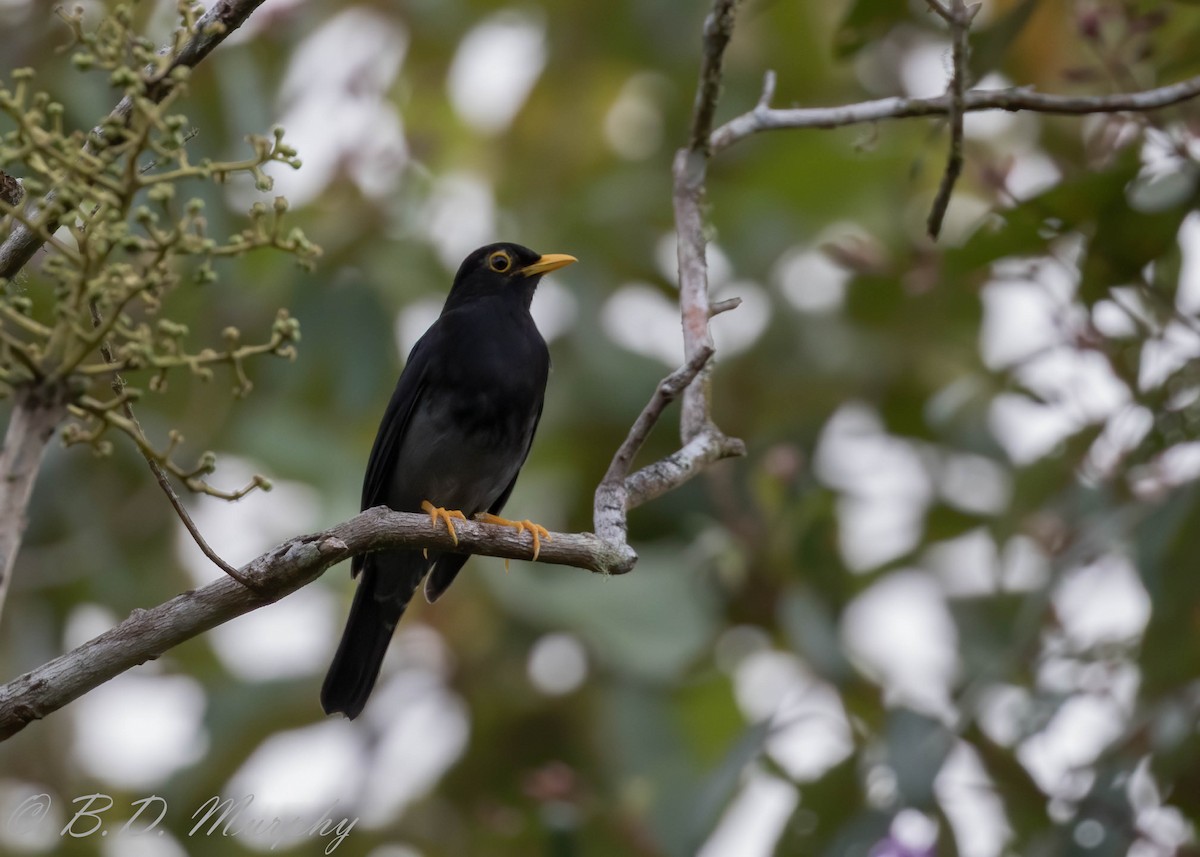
[519, 253, 577, 277]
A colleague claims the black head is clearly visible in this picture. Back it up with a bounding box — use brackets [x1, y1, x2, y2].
[444, 242, 576, 311]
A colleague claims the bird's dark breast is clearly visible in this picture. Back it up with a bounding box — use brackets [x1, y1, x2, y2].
[387, 304, 548, 515]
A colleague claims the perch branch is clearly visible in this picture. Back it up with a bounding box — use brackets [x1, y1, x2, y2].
[0, 506, 639, 740]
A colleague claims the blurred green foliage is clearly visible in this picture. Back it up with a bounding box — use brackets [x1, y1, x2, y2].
[2, 1, 1200, 856]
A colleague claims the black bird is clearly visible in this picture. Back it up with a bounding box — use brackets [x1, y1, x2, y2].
[321, 242, 576, 719]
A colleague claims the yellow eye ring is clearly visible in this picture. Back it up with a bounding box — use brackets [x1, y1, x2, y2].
[488, 251, 512, 273]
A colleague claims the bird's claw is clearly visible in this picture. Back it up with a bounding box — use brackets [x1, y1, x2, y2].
[421, 500, 467, 545]
[478, 513, 552, 561]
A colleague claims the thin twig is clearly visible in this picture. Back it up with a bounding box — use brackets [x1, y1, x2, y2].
[85, 299, 261, 590]
[0, 0, 268, 280]
[593, 347, 715, 546]
[689, 0, 742, 152]
[709, 73, 1200, 152]
[926, 0, 978, 239]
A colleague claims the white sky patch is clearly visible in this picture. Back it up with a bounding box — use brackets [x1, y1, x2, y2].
[890, 809, 940, 853]
[527, 632, 589, 695]
[773, 246, 849, 314]
[1019, 348, 1130, 424]
[841, 570, 959, 716]
[229, 8, 408, 207]
[695, 768, 800, 857]
[73, 672, 208, 790]
[1084, 404, 1153, 480]
[0, 779, 65, 853]
[424, 172, 497, 271]
[976, 683, 1034, 747]
[711, 281, 770, 357]
[530, 277, 579, 343]
[936, 451, 1012, 515]
[225, 719, 362, 851]
[211, 585, 338, 680]
[1006, 150, 1062, 201]
[62, 602, 119, 650]
[988, 392, 1080, 465]
[1139, 320, 1200, 391]
[447, 9, 547, 134]
[395, 298, 444, 358]
[1017, 694, 1127, 798]
[980, 277, 1081, 369]
[1175, 212, 1200, 314]
[900, 38, 953, 99]
[604, 73, 667, 160]
[1092, 297, 1140, 338]
[936, 742, 1012, 857]
[733, 650, 853, 781]
[1000, 535, 1051, 591]
[601, 283, 684, 366]
[1053, 554, 1151, 647]
[924, 529, 998, 597]
[988, 345, 1129, 466]
[815, 403, 932, 570]
[1132, 440, 1200, 497]
[175, 456, 329, 678]
[359, 670, 471, 826]
[963, 74, 1020, 140]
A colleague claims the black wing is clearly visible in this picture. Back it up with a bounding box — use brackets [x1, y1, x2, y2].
[353, 327, 437, 575]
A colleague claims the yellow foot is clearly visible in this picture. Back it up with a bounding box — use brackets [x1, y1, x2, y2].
[478, 513, 552, 562]
[421, 500, 467, 545]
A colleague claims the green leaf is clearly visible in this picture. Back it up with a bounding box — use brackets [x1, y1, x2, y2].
[483, 543, 720, 682]
[968, 0, 1039, 81]
[685, 719, 774, 854]
[834, 0, 913, 58]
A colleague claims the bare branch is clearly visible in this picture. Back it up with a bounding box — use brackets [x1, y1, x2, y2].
[674, 0, 746, 446]
[0, 0, 268, 280]
[709, 297, 742, 317]
[594, 347, 715, 546]
[708, 73, 1200, 153]
[926, 0, 979, 239]
[0, 507, 637, 740]
[625, 426, 746, 509]
[0, 386, 70, 617]
[689, 0, 742, 152]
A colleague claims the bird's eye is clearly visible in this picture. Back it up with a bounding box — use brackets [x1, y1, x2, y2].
[488, 251, 512, 273]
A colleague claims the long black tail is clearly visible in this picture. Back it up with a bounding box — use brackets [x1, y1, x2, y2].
[321, 552, 426, 719]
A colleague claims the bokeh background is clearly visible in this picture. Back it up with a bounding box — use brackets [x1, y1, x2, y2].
[3, 0, 1200, 855]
